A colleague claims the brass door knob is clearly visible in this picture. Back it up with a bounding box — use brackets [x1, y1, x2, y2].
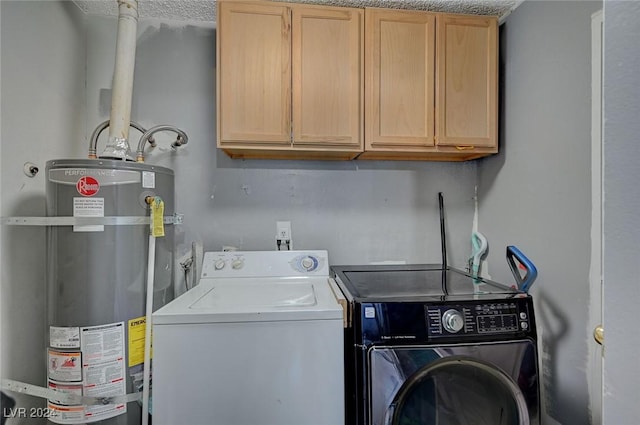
[594, 325, 604, 345]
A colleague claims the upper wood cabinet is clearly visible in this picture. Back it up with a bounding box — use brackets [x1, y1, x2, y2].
[361, 8, 498, 160]
[217, 1, 498, 161]
[363, 9, 436, 157]
[217, 2, 291, 146]
[293, 6, 363, 151]
[436, 14, 498, 150]
[217, 1, 364, 160]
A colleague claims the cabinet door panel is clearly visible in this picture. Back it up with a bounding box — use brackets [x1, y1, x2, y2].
[366, 9, 436, 150]
[436, 15, 497, 147]
[292, 6, 363, 149]
[218, 2, 291, 145]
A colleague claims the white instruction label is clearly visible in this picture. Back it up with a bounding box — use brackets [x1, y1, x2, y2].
[84, 403, 126, 423]
[46, 322, 127, 424]
[50, 326, 80, 349]
[142, 171, 155, 189]
[48, 381, 83, 398]
[80, 322, 127, 422]
[365, 307, 376, 319]
[81, 323, 125, 363]
[48, 403, 85, 424]
[73, 197, 104, 232]
[48, 350, 82, 383]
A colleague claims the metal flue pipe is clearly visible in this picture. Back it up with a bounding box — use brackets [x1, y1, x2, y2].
[101, 0, 139, 160]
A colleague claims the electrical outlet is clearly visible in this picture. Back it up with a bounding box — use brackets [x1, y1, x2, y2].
[276, 221, 292, 250]
[276, 221, 291, 240]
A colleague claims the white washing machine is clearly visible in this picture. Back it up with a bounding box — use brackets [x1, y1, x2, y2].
[152, 250, 344, 425]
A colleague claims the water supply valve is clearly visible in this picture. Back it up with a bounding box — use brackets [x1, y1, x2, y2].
[23, 162, 39, 177]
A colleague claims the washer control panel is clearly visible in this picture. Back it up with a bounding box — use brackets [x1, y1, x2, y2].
[426, 301, 532, 338]
[291, 254, 320, 273]
[201, 250, 328, 279]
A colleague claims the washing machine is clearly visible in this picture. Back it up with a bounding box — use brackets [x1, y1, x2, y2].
[152, 250, 344, 425]
[331, 264, 539, 425]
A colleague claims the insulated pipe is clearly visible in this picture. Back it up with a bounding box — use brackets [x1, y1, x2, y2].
[101, 0, 139, 160]
[88, 120, 155, 159]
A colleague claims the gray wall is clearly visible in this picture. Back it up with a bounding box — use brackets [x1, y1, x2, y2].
[479, 1, 601, 424]
[5, 1, 625, 424]
[0, 1, 87, 423]
[602, 0, 640, 422]
[85, 15, 479, 274]
[0, 1, 478, 419]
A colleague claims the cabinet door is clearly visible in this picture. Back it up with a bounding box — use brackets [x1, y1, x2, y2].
[436, 15, 497, 148]
[292, 5, 363, 150]
[365, 9, 436, 151]
[217, 2, 291, 146]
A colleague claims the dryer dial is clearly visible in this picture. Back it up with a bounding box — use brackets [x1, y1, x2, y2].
[442, 309, 464, 333]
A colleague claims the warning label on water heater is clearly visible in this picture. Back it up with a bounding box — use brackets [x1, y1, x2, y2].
[48, 322, 127, 424]
[48, 350, 82, 383]
[80, 322, 127, 422]
[73, 197, 104, 232]
[50, 326, 81, 349]
[128, 316, 151, 367]
[47, 382, 84, 423]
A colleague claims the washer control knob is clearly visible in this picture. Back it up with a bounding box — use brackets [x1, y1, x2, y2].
[214, 260, 226, 270]
[301, 256, 316, 271]
[232, 259, 244, 270]
[442, 309, 464, 333]
[301, 257, 314, 270]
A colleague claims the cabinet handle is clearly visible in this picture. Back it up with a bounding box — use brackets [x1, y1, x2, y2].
[455, 146, 475, 151]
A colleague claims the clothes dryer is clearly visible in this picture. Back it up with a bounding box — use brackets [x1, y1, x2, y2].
[331, 264, 539, 425]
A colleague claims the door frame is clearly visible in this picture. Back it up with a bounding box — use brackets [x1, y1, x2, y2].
[588, 9, 603, 425]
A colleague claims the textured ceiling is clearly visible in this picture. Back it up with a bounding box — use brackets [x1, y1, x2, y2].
[72, 0, 522, 23]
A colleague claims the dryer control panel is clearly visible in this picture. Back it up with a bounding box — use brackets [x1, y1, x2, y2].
[426, 300, 532, 338]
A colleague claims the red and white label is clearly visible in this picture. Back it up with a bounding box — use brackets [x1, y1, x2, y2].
[76, 176, 99, 197]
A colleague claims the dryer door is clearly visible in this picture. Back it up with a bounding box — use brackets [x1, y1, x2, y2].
[368, 341, 538, 425]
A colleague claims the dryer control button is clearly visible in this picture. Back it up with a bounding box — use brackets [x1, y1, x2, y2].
[442, 309, 464, 333]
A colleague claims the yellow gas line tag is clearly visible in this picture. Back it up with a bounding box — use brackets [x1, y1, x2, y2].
[150, 197, 165, 237]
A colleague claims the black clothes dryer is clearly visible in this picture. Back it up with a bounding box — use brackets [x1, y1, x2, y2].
[331, 264, 540, 425]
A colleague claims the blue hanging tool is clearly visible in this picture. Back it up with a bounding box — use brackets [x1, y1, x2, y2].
[506, 246, 538, 292]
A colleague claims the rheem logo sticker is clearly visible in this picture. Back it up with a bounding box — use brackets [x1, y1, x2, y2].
[76, 176, 100, 196]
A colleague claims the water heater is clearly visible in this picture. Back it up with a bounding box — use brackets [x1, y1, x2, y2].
[45, 158, 174, 424]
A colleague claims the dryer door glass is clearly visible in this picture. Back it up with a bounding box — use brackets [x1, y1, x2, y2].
[368, 343, 536, 425]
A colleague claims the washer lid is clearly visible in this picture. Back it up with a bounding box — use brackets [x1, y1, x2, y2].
[153, 277, 343, 324]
